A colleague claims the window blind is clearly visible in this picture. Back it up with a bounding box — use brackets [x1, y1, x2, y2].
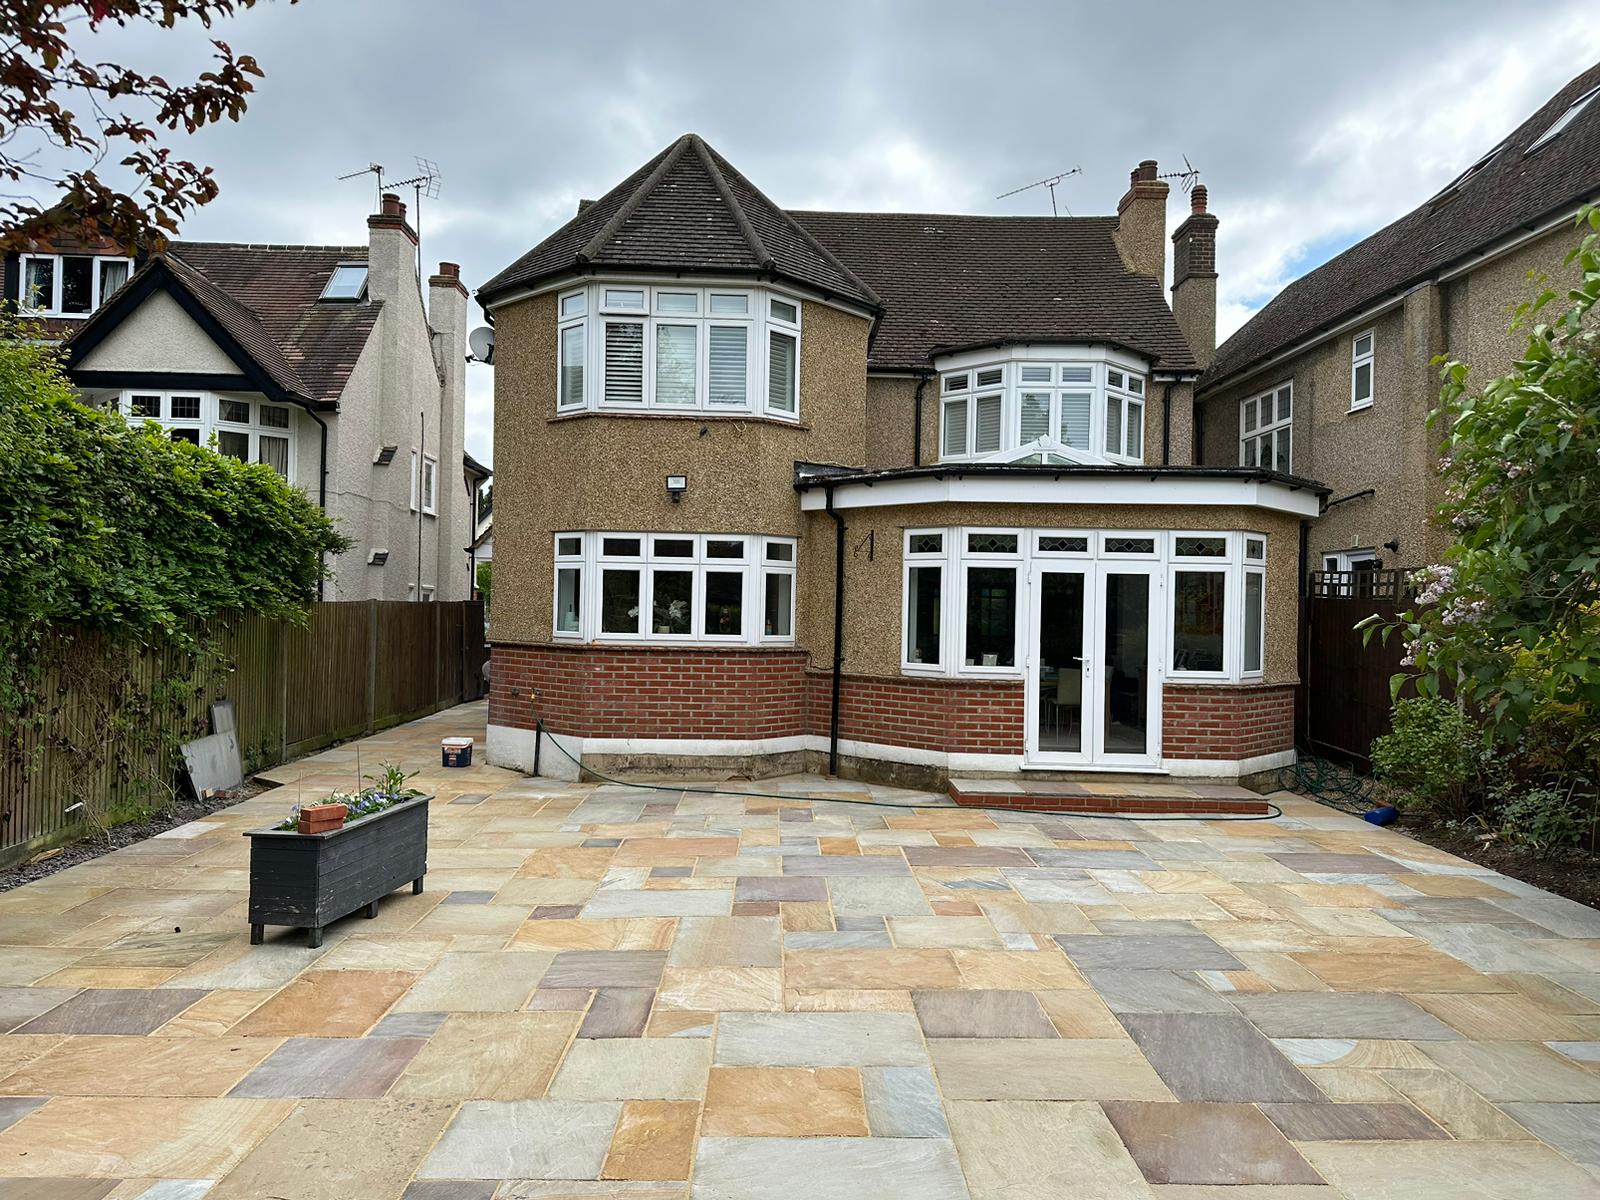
[604, 322, 644, 405]
[709, 325, 748, 405]
[1105, 395, 1122, 455]
[1060, 392, 1091, 449]
[942, 398, 967, 456]
[768, 330, 797, 413]
[560, 325, 585, 407]
[974, 394, 1003, 453]
[1019, 392, 1050, 443]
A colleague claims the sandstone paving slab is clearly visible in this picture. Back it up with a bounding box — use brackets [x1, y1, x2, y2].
[657, 967, 782, 1012]
[1489, 895, 1600, 939]
[400, 1183, 498, 1199]
[1287, 949, 1501, 993]
[1420, 1040, 1600, 1102]
[1101, 1100, 1321, 1187]
[1027, 848, 1161, 872]
[0, 1035, 277, 1097]
[578, 987, 654, 1038]
[930, 1038, 1173, 1101]
[862, 1065, 948, 1137]
[1228, 992, 1459, 1040]
[733, 877, 827, 903]
[1377, 1067, 1535, 1140]
[1299, 1139, 1600, 1199]
[887, 917, 1004, 950]
[162, 940, 332, 990]
[548, 1037, 710, 1101]
[1085, 970, 1234, 1014]
[205, 1097, 455, 1199]
[392, 1012, 578, 1100]
[393, 952, 550, 1012]
[948, 948, 1086, 990]
[1408, 991, 1600, 1042]
[783, 931, 892, 950]
[369, 1011, 448, 1039]
[540, 952, 667, 990]
[582, 890, 732, 919]
[1501, 1102, 1600, 1169]
[666, 918, 780, 969]
[418, 1099, 623, 1181]
[14, 989, 208, 1036]
[783, 950, 960, 991]
[701, 1066, 867, 1137]
[825, 878, 932, 918]
[1267, 853, 1414, 876]
[230, 969, 416, 1038]
[1117, 1013, 1322, 1103]
[601, 1099, 699, 1182]
[0, 1095, 294, 1179]
[713, 1011, 926, 1067]
[1258, 1102, 1447, 1141]
[689, 1136, 970, 1200]
[945, 1098, 1150, 1199]
[0, 1097, 46, 1133]
[781, 855, 910, 877]
[229, 1036, 425, 1099]
[1054, 935, 1245, 973]
[0, 988, 80, 1033]
[911, 989, 1056, 1038]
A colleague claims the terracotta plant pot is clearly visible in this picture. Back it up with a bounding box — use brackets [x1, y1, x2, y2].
[297, 803, 348, 835]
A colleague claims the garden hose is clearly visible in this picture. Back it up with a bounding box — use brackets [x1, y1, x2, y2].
[1278, 755, 1376, 813]
[533, 720, 1283, 822]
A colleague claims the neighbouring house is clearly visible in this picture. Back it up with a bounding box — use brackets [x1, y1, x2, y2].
[469, 455, 494, 601]
[479, 134, 1326, 791]
[54, 194, 485, 601]
[5, 230, 134, 341]
[1196, 61, 1600, 577]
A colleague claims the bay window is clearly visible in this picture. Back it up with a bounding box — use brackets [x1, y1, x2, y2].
[937, 351, 1149, 465]
[554, 532, 796, 645]
[557, 283, 801, 418]
[117, 390, 295, 480]
[20, 253, 133, 317]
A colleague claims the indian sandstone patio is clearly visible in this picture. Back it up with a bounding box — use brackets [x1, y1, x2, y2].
[1, 705, 1599, 1199]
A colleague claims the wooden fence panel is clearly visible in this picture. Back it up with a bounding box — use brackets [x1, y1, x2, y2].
[285, 603, 372, 752]
[3, 600, 484, 864]
[1299, 569, 1420, 770]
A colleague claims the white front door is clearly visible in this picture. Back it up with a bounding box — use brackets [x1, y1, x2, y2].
[1026, 562, 1163, 768]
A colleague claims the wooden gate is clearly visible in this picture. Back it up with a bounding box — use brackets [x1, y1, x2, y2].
[1298, 569, 1419, 770]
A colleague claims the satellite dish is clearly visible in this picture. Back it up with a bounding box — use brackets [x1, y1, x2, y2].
[468, 326, 496, 364]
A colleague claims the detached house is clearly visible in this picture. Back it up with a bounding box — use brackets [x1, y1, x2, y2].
[482, 135, 1325, 792]
[52, 195, 484, 601]
[1196, 62, 1600, 575]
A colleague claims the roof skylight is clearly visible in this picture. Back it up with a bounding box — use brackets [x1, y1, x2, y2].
[1527, 84, 1599, 154]
[320, 263, 368, 301]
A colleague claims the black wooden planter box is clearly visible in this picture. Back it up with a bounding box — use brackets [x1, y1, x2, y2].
[244, 795, 430, 947]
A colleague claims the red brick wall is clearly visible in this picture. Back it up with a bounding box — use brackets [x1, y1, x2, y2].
[491, 645, 1291, 764]
[806, 672, 1027, 754]
[488, 644, 810, 740]
[1161, 682, 1295, 760]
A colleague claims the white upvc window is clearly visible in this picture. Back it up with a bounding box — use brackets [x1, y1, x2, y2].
[937, 353, 1148, 466]
[409, 451, 438, 515]
[1241, 382, 1292, 472]
[902, 528, 1268, 682]
[118, 389, 295, 480]
[558, 283, 793, 418]
[1350, 330, 1375, 411]
[20, 252, 132, 317]
[554, 531, 796, 646]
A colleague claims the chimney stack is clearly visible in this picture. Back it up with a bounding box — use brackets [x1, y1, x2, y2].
[1171, 184, 1220, 368]
[1114, 160, 1169, 280]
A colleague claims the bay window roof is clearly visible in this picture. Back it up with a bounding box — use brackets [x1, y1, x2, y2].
[479, 133, 881, 312]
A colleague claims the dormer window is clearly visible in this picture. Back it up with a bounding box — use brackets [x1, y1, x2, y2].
[556, 282, 802, 420]
[20, 253, 133, 317]
[320, 263, 368, 301]
[937, 350, 1148, 466]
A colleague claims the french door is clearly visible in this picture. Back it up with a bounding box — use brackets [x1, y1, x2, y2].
[1025, 562, 1162, 768]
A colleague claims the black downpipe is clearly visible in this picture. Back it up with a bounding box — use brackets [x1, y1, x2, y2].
[1161, 381, 1173, 465]
[825, 485, 846, 776]
[304, 405, 331, 601]
[911, 374, 929, 466]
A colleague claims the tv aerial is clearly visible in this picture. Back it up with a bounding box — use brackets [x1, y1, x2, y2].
[996, 166, 1082, 217]
[1159, 155, 1203, 194]
[339, 156, 443, 277]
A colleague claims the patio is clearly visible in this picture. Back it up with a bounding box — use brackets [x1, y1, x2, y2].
[1, 701, 1598, 1198]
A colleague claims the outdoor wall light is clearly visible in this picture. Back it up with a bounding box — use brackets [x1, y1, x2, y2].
[665, 474, 688, 504]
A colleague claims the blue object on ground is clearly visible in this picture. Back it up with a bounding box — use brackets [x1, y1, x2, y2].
[1363, 806, 1399, 826]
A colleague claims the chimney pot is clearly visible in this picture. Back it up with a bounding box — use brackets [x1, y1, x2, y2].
[380, 192, 406, 220]
[437, 261, 460, 279]
[1132, 159, 1159, 184]
[1191, 185, 1208, 215]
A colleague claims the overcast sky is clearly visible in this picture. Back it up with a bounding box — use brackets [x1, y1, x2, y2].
[60, 1, 1600, 464]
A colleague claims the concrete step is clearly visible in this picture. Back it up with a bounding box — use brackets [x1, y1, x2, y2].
[948, 777, 1272, 816]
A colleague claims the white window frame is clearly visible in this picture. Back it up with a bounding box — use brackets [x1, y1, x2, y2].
[20, 252, 134, 318]
[421, 455, 438, 517]
[1240, 381, 1293, 471]
[117, 389, 297, 481]
[935, 349, 1150, 467]
[556, 282, 795, 419]
[1350, 330, 1375, 412]
[553, 531, 795, 647]
[901, 528, 1268, 682]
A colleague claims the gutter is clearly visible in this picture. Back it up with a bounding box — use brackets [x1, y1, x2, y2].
[911, 373, 930, 466]
[1160, 381, 1174, 465]
[825, 484, 846, 776]
[302, 406, 331, 601]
